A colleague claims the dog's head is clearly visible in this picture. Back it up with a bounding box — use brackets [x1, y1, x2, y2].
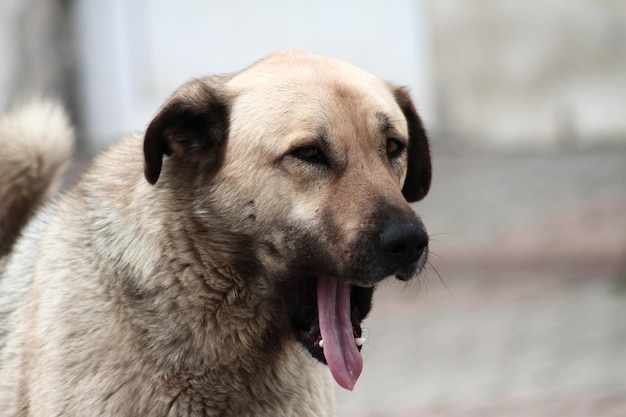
[143, 50, 431, 390]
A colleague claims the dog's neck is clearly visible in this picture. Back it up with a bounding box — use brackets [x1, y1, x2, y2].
[106, 227, 333, 414]
[92, 209, 333, 413]
[102, 211, 287, 367]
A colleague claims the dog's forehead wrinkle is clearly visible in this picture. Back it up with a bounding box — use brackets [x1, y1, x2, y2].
[228, 85, 405, 168]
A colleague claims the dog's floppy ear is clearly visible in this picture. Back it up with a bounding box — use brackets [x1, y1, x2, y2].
[143, 79, 229, 185]
[393, 86, 432, 202]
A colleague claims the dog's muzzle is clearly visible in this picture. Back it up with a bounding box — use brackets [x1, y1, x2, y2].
[287, 208, 428, 391]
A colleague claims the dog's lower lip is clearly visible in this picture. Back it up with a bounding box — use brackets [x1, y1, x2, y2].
[396, 273, 409, 281]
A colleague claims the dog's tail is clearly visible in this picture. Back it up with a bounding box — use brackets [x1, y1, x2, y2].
[0, 100, 75, 257]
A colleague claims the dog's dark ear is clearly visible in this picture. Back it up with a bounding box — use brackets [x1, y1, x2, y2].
[143, 79, 229, 185]
[393, 86, 432, 202]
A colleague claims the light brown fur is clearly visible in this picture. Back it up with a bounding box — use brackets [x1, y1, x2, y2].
[0, 50, 431, 416]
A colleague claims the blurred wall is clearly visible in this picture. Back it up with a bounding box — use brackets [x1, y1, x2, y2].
[0, 0, 73, 112]
[431, 0, 626, 149]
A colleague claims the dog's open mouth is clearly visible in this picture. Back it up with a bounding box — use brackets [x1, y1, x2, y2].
[289, 274, 374, 390]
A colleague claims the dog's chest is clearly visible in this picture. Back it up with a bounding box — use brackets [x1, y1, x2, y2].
[162, 375, 334, 417]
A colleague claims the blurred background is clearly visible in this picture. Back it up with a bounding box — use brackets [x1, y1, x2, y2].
[2, 0, 625, 415]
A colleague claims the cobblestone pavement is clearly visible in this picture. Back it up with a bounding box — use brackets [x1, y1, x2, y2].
[336, 150, 626, 416]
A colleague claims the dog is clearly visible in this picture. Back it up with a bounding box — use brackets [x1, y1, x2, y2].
[0, 50, 431, 416]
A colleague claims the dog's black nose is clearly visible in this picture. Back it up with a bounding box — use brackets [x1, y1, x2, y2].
[379, 221, 429, 269]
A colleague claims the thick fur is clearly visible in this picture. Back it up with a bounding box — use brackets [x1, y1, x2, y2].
[0, 50, 431, 416]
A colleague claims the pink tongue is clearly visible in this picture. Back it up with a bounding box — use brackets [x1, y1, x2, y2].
[317, 275, 363, 391]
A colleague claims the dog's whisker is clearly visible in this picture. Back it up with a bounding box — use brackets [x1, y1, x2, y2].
[428, 231, 460, 238]
[428, 232, 456, 248]
[425, 259, 457, 303]
[427, 251, 448, 265]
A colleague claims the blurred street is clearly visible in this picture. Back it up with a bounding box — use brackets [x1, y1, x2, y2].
[337, 149, 626, 416]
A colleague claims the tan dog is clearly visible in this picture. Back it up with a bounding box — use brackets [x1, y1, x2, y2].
[0, 50, 431, 416]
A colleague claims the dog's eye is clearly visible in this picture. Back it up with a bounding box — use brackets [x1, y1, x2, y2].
[292, 146, 328, 165]
[386, 138, 405, 159]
